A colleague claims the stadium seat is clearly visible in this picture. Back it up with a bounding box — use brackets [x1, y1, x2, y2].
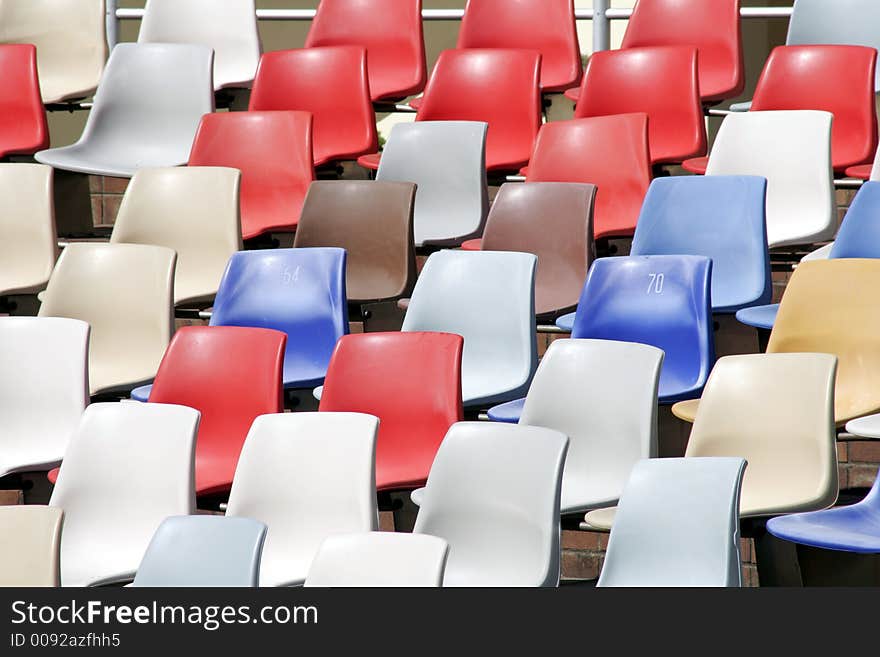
[402, 251, 537, 408]
[138, 0, 261, 91]
[0, 318, 88, 479]
[49, 403, 199, 586]
[0, 45, 48, 157]
[294, 181, 416, 305]
[597, 457, 747, 587]
[373, 121, 488, 247]
[35, 43, 215, 178]
[414, 422, 568, 587]
[686, 111, 836, 248]
[133, 516, 267, 587]
[249, 47, 377, 166]
[145, 326, 285, 498]
[38, 243, 176, 396]
[305, 0, 426, 102]
[0, 0, 107, 104]
[225, 412, 380, 587]
[319, 332, 463, 491]
[586, 353, 839, 531]
[573, 46, 707, 165]
[845, 145, 880, 181]
[305, 533, 449, 588]
[0, 506, 63, 587]
[457, 0, 581, 93]
[109, 167, 242, 307]
[460, 183, 595, 319]
[0, 164, 57, 297]
[525, 114, 652, 240]
[188, 111, 315, 240]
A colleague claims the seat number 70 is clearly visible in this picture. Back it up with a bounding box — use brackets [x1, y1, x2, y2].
[647, 273, 665, 295]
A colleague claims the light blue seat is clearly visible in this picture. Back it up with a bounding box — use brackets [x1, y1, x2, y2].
[133, 516, 267, 587]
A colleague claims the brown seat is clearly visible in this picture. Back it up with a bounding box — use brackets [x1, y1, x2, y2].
[462, 183, 595, 319]
[294, 181, 417, 304]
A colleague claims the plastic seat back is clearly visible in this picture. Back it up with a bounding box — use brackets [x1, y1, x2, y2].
[688, 353, 838, 517]
[295, 180, 416, 304]
[520, 339, 662, 515]
[571, 255, 714, 403]
[457, 0, 581, 92]
[574, 46, 706, 164]
[622, 0, 744, 103]
[526, 115, 652, 240]
[0, 0, 107, 104]
[210, 248, 349, 389]
[829, 182, 880, 258]
[0, 506, 63, 587]
[188, 111, 315, 240]
[0, 45, 48, 157]
[249, 46, 377, 166]
[705, 110, 836, 248]
[750, 45, 877, 171]
[0, 318, 88, 479]
[402, 250, 538, 408]
[416, 48, 542, 172]
[306, 0, 425, 101]
[377, 121, 488, 247]
[767, 259, 880, 424]
[38, 243, 175, 396]
[631, 176, 771, 313]
[133, 516, 267, 587]
[148, 326, 285, 497]
[226, 412, 380, 587]
[414, 422, 568, 587]
[49, 403, 199, 587]
[139, 0, 261, 90]
[320, 332, 463, 491]
[598, 457, 746, 587]
[480, 183, 595, 318]
[110, 167, 242, 307]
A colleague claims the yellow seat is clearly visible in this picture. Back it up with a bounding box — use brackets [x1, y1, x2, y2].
[0, 506, 63, 587]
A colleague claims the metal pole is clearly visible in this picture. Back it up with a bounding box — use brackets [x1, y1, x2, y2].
[592, 0, 611, 52]
[106, 0, 119, 50]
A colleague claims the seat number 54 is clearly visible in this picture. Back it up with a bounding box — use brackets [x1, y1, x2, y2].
[647, 273, 665, 294]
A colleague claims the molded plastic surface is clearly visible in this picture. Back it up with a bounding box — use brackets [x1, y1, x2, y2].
[0, 45, 48, 157]
[0, 506, 63, 587]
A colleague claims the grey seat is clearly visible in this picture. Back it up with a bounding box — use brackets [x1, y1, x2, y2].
[133, 516, 267, 588]
[35, 43, 215, 178]
[598, 457, 747, 588]
[376, 121, 489, 247]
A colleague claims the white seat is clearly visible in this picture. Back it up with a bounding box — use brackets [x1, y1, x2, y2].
[0, 318, 88, 478]
[0, 0, 107, 104]
[402, 250, 538, 408]
[49, 403, 199, 587]
[35, 43, 215, 178]
[413, 422, 568, 587]
[597, 457, 747, 587]
[225, 412, 379, 587]
[376, 121, 489, 247]
[139, 0, 261, 91]
[0, 164, 57, 296]
[305, 533, 449, 588]
[110, 167, 242, 307]
[705, 110, 836, 248]
[0, 505, 63, 587]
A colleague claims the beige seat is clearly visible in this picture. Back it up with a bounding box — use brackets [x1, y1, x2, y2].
[0, 506, 63, 587]
[0, 164, 57, 296]
[110, 167, 242, 307]
[38, 243, 176, 396]
[585, 353, 839, 531]
[0, 0, 107, 104]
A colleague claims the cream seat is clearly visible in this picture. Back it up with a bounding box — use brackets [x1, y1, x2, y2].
[0, 506, 63, 587]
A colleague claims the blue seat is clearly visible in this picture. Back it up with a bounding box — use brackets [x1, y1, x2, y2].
[486, 398, 524, 424]
[735, 304, 779, 331]
[131, 248, 348, 402]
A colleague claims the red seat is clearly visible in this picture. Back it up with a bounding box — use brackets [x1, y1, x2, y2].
[249, 46, 378, 167]
[188, 111, 315, 240]
[0, 45, 49, 158]
[147, 326, 285, 497]
[846, 164, 873, 180]
[318, 332, 463, 492]
[305, 0, 426, 102]
[457, 0, 581, 93]
[525, 114, 652, 240]
[573, 46, 706, 165]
